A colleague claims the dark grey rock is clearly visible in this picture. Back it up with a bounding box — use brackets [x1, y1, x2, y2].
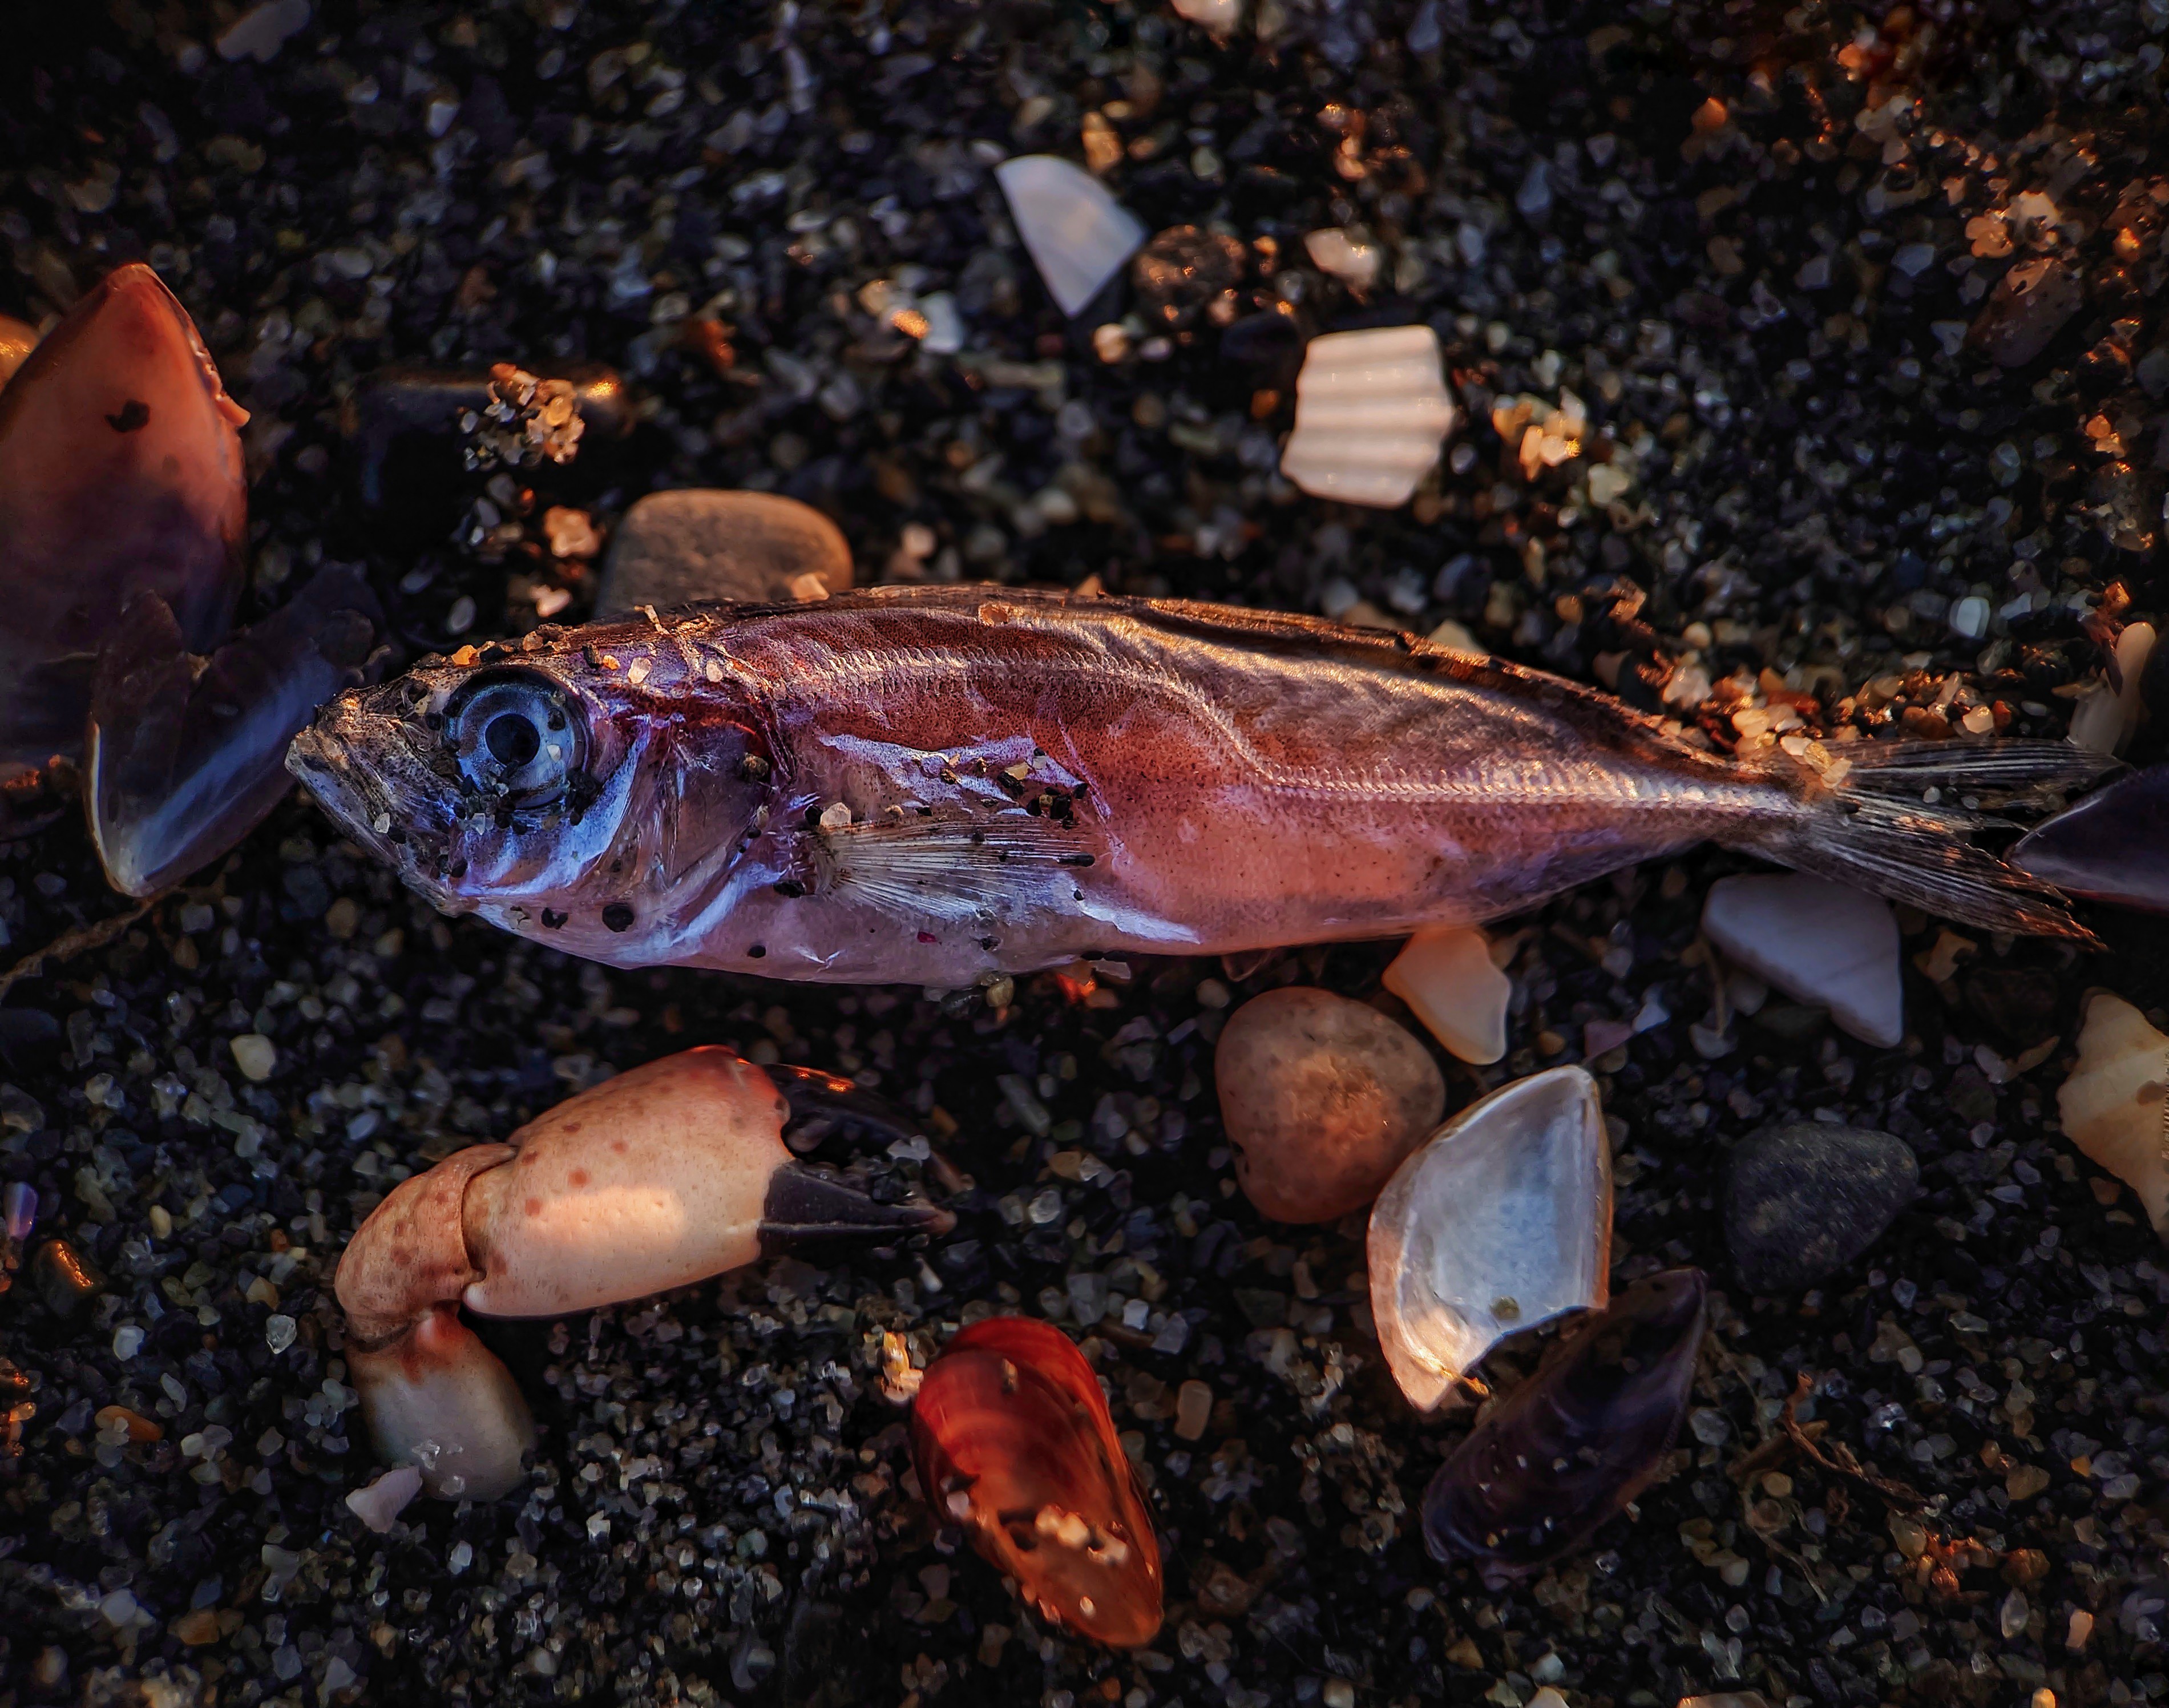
[593, 490, 853, 617]
[1723, 1123, 1918, 1292]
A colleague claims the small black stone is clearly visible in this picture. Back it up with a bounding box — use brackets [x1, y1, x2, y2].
[1724, 1124, 1920, 1293]
[31, 1238, 106, 1320]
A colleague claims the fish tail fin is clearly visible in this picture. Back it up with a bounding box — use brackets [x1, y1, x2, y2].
[1732, 739, 2119, 939]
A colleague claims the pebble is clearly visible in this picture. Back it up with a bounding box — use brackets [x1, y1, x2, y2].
[1169, 0, 1242, 29]
[993, 155, 1146, 318]
[1303, 228, 1380, 290]
[2013, 763, 2169, 913]
[2, 1179, 34, 1240]
[215, 0, 311, 63]
[1723, 1122, 1919, 1291]
[593, 490, 853, 617]
[1380, 926, 1510, 1064]
[231, 1033, 278, 1081]
[1701, 874, 1903, 1048]
[1368, 1065, 1612, 1412]
[1214, 987, 1445, 1222]
[1969, 256, 2083, 368]
[1173, 1379, 1213, 1441]
[31, 1239, 104, 1318]
[346, 1464, 425, 1533]
[2058, 994, 2169, 1234]
[1279, 325, 1457, 508]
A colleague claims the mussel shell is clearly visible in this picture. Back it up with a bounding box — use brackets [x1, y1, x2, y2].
[1421, 1267, 1708, 1580]
[910, 1316, 1162, 1648]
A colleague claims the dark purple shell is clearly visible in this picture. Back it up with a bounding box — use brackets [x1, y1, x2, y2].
[1422, 1267, 1707, 1581]
[2011, 764, 2169, 915]
[86, 567, 383, 896]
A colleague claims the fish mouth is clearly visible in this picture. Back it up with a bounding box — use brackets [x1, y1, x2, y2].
[286, 700, 468, 911]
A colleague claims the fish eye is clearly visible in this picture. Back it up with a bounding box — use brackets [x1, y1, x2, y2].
[445, 669, 585, 807]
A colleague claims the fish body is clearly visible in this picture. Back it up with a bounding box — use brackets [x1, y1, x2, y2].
[290, 587, 2099, 984]
[0, 264, 248, 774]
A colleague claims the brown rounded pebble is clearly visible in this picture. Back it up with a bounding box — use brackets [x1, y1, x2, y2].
[1214, 987, 1445, 1222]
[593, 489, 853, 616]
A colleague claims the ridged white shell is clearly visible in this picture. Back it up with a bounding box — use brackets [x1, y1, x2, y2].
[994, 155, 1146, 319]
[1367, 1065, 1613, 1412]
[1280, 325, 1457, 508]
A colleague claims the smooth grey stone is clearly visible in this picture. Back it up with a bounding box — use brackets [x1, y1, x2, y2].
[594, 490, 852, 617]
[1723, 1124, 1918, 1293]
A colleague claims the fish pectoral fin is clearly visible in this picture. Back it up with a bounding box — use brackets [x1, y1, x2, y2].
[806, 810, 1101, 926]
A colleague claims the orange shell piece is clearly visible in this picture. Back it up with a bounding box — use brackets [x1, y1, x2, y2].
[910, 1317, 1163, 1648]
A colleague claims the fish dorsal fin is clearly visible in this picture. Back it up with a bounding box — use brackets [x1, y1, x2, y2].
[804, 809, 1100, 926]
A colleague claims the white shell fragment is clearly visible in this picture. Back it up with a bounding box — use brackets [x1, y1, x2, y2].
[1702, 874, 1903, 1048]
[345, 1464, 425, 1534]
[1383, 926, 1510, 1065]
[1279, 325, 1457, 507]
[2069, 621, 2156, 757]
[2059, 993, 2169, 1235]
[1368, 1065, 1614, 1413]
[994, 155, 1147, 318]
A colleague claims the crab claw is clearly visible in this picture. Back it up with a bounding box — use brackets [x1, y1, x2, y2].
[335, 1048, 951, 1499]
[346, 1305, 537, 1503]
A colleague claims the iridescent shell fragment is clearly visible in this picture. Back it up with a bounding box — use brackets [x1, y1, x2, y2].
[1423, 1267, 1708, 1581]
[1368, 1065, 1613, 1412]
[911, 1317, 1162, 1647]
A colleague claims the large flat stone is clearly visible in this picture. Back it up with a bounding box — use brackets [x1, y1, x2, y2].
[593, 489, 853, 617]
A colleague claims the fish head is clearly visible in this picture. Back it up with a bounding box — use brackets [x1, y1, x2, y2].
[288, 633, 777, 956]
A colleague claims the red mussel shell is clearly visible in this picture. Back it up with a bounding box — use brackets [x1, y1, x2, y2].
[910, 1317, 1163, 1647]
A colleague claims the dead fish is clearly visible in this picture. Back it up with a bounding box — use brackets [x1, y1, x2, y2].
[288, 587, 2107, 985]
[0, 264, 248, 781]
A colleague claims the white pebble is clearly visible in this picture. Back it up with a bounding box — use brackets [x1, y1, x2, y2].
[449, 1540, 474, 1574]
[1303, 228, 1380, 291]
[265, 1314, 297, 1354]
[345, 1464, 424, 1534]
[1702, 874, 1903, 1048]
[1169, 0, 1242, 29]
[1949, 595, 1990, 640]
[1279, 325, 1457, 508]
[216, 0, 310, 63]
[994, 155, 1146, 318]
[1892, 242, 1937, 277]
[231, 1034, 278, 1081]
[111, 1325, 144, 1360]
[1382, 926, 1509, 1064]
